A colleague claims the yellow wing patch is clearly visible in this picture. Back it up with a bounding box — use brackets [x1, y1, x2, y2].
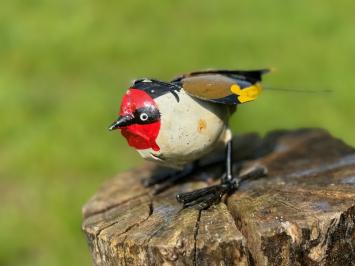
[230, 83, 262, 103]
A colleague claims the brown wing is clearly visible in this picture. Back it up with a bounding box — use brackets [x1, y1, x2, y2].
[171, 69, 269, 105]
[180, 74, 237, 100]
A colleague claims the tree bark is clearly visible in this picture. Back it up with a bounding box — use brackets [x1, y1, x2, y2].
[82, 129, 355, 265]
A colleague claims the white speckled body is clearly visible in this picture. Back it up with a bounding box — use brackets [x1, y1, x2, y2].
[137, 89, 232, 168]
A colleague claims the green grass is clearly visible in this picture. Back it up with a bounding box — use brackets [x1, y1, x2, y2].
[1, 0, 354, 265]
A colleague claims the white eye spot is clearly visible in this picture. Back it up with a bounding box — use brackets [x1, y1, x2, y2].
[140, 113, 149, 121]
[142, 79, 152, 83]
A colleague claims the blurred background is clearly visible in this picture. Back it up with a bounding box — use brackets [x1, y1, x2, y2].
[1, 0, 354, 265]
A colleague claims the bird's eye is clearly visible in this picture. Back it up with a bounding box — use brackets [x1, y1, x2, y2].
[139, 113, 149, 121]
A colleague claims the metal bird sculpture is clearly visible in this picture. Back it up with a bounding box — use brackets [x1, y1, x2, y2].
[109, 69, 269, 209]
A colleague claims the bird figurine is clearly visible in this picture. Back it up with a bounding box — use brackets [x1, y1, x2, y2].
[109, 69, 269, 209]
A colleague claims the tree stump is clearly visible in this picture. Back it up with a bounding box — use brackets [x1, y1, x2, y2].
[82, 129, 355, 265]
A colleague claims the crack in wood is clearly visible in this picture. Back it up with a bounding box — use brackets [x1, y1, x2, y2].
[225, 200, 257, 264]
[119, 200, 154, 265]
[93, 197, 154, 265]
[193, 209, 202, 266]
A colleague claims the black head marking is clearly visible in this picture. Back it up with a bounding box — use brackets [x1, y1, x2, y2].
[132, 79, 181, 102]
[133, 106, 161, 124]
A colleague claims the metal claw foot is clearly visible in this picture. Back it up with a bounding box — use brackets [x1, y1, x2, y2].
[176, 164, 267, 210]
[176, 181, 236, 210]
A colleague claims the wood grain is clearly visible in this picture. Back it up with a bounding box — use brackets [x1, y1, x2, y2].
[82, 129, 355, 265]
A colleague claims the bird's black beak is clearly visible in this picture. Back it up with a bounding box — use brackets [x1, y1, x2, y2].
[108, 115, 135, 131]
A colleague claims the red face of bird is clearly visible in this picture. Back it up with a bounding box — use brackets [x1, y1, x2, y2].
[109, 88, 161, 151]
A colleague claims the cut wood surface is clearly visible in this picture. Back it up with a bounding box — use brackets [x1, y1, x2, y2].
[82, 129, 355, 265]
